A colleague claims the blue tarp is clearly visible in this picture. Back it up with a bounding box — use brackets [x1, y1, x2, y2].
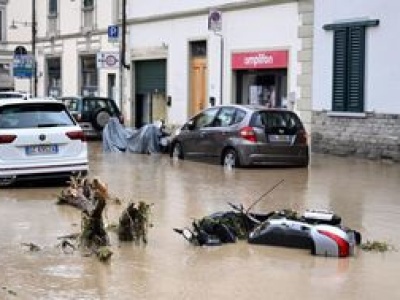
[102, 117, 162, 154]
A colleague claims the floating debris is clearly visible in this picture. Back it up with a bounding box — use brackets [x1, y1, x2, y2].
[95, 246, 113, 262]
[21, 242, 41, 252]
[360, 240, 395, 252]
[118, 201, 153, 243]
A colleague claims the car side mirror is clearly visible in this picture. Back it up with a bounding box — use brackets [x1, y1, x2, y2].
[187, 120, 195, 130]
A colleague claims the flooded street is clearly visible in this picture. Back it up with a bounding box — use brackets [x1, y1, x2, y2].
[1, 142, 400, 300]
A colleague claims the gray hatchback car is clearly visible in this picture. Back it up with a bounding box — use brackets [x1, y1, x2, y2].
[170, 105, 309, 167]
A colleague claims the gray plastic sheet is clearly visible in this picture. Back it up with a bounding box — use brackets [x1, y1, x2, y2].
[102, 117, 162, 154]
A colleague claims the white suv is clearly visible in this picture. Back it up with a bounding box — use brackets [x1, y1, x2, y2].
[0, 99, 88, 186]
[0, 91, 31, 100]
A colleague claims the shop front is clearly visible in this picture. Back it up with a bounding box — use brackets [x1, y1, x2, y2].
[232, 50, 288, 108]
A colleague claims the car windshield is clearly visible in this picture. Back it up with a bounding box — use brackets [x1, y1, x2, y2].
[0, 103, 75, 129]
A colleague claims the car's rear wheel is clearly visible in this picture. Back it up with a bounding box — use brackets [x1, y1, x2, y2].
[222, 148, 240, 168]
[171, 142, 184, 160]
[92, 108, 112, 130]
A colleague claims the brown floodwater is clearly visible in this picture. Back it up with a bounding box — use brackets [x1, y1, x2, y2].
[1, 142, 400, 299]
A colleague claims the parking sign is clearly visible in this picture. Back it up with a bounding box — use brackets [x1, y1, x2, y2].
[108, 25, 119, 42]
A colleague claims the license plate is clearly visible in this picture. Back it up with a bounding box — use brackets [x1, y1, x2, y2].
[269, 135, 291, 142]
[26, 144, 58, 155]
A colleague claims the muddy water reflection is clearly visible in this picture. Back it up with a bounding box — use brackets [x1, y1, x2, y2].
[1, 142, 400, 299]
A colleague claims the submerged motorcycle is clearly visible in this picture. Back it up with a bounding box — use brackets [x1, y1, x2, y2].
[174, 203, 361, 258]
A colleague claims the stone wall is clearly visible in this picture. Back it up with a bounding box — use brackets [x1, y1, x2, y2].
[312, 111, 400, 162]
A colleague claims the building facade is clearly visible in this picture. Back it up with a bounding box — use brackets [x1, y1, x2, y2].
[127, 0, 314, 129]
[4, 0, 128, 110]
[312, 0, 400, 161]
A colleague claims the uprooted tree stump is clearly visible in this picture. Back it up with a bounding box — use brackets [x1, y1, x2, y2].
[56, 175, 153, 261]
[57, 175, 112, 261]
[118, 201, 152, 243]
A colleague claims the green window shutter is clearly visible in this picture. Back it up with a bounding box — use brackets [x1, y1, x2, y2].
[135, 60, 166, 95]
[332, 28, 348, 112]
[330, 25, 368, 112]
[347, 26, 365, 112]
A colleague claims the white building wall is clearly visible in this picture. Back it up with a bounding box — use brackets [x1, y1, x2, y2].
[6, 0, 125, 102]
[129, 0, 244, 18]
[313, 0, 400, 114]
[130, 2, 300, 126]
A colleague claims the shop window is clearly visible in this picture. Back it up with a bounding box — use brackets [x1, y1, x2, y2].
[324, 20, 379, 113]
[236, 70, 287, 108]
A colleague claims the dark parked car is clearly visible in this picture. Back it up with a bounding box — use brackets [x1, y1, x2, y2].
[170, 105, 309, 167]
[59, 96, 123, 138]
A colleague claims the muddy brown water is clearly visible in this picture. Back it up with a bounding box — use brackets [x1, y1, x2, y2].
[1, 142, 400, 299]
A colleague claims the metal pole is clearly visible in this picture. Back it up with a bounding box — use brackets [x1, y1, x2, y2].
[119, 0, 130, 115]
[220, 34, 224, 105]
[214, 32, 224, 105]
[32, 0, 37, 97]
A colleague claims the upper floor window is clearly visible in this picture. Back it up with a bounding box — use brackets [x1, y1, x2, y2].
[83, 0, 94, 10]
[82, 0, 95, 29]
[0, 6, 5, 42]
[48, 0, 59, 36]
[113, 0, 122, 23]
[49, 0, 57, 16]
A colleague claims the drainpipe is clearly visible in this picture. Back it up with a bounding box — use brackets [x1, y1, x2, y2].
[119, 0, 130, 114]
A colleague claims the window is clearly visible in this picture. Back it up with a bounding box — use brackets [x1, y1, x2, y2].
[324, 20, 379, 113]
[0, 103, 74, 129]
[0, 6, 5, 42]
[49, 0, 57, 16]
[81, 55, 98, 96]
[193, 107, 219, 129]
[83, 0, 94, 9]
[113, 0, 122, 23]
[214, 107, 236, 127]
[82, 0, 94, 29]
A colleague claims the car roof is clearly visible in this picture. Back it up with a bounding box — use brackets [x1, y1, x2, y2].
[59, 96, 113, 101]
[210, 104, 293, 113]
[0, 98, 63, 106]
[0, 91, 28, 95]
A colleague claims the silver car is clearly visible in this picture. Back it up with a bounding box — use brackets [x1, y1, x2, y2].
[170, 105, 309, 167]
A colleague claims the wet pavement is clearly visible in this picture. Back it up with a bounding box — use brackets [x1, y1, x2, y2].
[1, 141, 400, 300]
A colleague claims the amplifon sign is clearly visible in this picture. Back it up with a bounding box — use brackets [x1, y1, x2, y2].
[231, 50, 288, 70]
